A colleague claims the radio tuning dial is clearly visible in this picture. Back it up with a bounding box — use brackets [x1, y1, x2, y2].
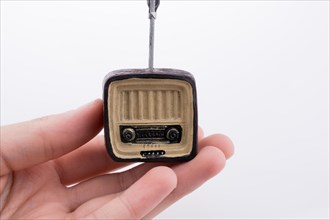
[122, 128, 136, 142]
[166, 128, 180, 141]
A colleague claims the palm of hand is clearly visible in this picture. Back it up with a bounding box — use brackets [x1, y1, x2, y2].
[0, 100, 234, 219]
[1, 163, 70, 219]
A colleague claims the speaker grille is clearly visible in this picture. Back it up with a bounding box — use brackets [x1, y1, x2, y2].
[120, 90, 182, 121]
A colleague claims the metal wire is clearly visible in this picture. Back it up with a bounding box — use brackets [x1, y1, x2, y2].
[148, 0, 159, 69]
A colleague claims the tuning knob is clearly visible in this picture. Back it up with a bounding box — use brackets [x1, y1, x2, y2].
[166, 128, 180, 141]
[122, 128, 136, 142]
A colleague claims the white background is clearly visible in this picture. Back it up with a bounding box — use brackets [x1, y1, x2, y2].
[1, 1, 329, 219]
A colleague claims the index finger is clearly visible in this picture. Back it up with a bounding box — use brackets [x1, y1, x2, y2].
[0, 99, 103, 176]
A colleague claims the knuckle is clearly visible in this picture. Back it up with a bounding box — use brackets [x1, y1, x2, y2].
[119, 195, 138, 219]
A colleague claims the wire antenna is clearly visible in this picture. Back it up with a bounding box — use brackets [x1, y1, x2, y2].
[147, 0, 160, 69]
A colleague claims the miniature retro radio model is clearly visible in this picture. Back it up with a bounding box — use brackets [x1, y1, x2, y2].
[103, 0, 198, 162]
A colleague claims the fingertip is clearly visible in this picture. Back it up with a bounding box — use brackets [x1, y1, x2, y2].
[77, 99, 103, 110]
[198, 126, 204, 141]
[71, 99, 103, 132]
[76, 99, 103, 128]
[199, 146, 226, 179]
[148, 166, 177, 191]
[92, 99, 103, 109]
[199, 133, 235, 159]
[74, 99, 103, 123]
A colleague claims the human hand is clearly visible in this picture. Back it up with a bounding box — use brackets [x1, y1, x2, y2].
[0, 99, 234, 219]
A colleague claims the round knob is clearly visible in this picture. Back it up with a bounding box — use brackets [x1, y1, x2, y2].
[166, 128, 180, 141]
[122, 128, 136, 142]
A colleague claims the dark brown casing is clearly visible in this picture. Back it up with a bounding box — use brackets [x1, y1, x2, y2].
[103, 68, 198, 162]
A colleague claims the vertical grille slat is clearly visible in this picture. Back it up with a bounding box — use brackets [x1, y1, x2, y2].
[156, 91, 164, 120]
[138, 91, 145, 120]
[173, 90, 179, 119]
[122, 91, 129, 120]
[165, 91, 173, 119]
[148, 91, 155, 120]
[178, 91, 182, 119]
[129, 91, 136, 120]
